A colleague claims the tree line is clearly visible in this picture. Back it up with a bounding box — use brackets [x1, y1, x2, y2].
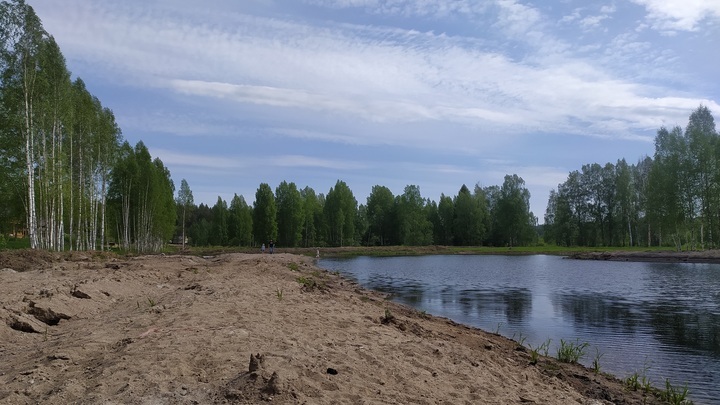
[0, 0, 176, 252]
[544, 106, 719, 250]
[178, 175, 539, 248]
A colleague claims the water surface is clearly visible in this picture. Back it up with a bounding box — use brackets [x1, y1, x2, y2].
[318, 255, 720, 404]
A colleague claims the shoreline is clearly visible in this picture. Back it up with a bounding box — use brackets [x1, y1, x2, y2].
[165, 244, 720, 265]
[1, 251, 666, 403]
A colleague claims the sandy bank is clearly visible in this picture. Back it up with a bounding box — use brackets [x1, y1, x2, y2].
[567, 249, 720, 264]
[0, 251, 662, 404]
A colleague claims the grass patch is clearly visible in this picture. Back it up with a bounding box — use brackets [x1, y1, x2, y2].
[625, 362, 653, 393]
[528, 345, 540, 365]
[661, 379, 692, 405]
[556, 338, 589, 364]
[381, 308, 395, 324]
[512, 332, 527, 348]
[297, 276, 325, 291]
[287, 262, 299, 271]
[592, 348, 604, 374]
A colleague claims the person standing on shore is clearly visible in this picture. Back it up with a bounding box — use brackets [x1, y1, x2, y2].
[269, 240, 274, 254]
[261, 243, 265, 254]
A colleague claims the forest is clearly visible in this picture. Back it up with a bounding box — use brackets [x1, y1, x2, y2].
[177, 177, 537, 249]
[1, 1, 718, 252]
[544, 106, 719, 250]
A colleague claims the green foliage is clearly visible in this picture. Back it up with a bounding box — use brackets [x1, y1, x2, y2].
[528, 346, 539, 365]
[107, 141, 175, 252]
[453, 185, 488, 245]
[228, 194, 253, 246]
[592, 348, 603, 374]
[287, 262, 299, 271]
[624, 361, 652, 392]
[381, 308, 395, 323]
[176, 179, 194, 248]
[396, 185, 433, 246]
[297, 276, 317, 289]
[435, 194, 455, 245]
[546, 106, 719, 249]
[1, 2, 124, 251]
[487, 175, 537, 247]
[209, 196, 228, 246]
[512, 332, 527, 347]
[556, 338, 589, 364]
[276, 181, 304, 247]
[527, 338, 551, 365]
[300, 186, 323, 247]
[661, 379, 691, 405]
[324, 180, 357, 247]
[366, 185, 396, 246]
[253, 183, 277, 245]
[625, 372, 641, 391]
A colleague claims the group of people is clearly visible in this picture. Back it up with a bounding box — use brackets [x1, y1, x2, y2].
[261, 240, 275, 254]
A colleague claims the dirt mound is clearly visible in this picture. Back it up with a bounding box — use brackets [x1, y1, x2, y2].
[0, 249, 58, 272]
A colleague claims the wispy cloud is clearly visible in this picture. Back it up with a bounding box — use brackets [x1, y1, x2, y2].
[153, 149, 367, 171]
[35, 0, 716, 148]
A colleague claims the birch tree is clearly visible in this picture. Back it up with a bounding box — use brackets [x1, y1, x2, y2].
[0, 0, 45, 249]
[176, 179, 193, 250]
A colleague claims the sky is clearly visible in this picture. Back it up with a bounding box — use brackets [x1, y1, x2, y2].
[29, 0, 720, 222]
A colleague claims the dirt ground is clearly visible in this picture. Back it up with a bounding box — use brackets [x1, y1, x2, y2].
[0, 250, 663, 404]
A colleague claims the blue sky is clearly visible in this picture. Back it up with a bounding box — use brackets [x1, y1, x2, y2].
[29, 0, 720, 221]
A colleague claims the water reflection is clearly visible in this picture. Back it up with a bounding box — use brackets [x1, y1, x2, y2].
[502, 289, 532, 324]
[553, 292, 720, 357]
[650, 308, 720, 356]
[552, 293, 639, 332]
[378, 284, 533, 325]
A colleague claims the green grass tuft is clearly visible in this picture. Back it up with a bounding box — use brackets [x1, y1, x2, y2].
[556, 338, 589, 364]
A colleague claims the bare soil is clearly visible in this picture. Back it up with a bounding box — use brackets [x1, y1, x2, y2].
[0, 250, 663, 404]
[567, 249, 720, 263]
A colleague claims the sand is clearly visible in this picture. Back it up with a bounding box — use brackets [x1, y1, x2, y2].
[0, 251, 661, 404]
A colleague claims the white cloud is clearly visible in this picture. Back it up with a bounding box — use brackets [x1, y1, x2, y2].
[600, 5, 616, 14]
[580, 14, 610, 29]
[631, 0, 720, 31]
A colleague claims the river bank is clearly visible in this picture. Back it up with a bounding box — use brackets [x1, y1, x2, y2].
[0, 250, 663, 404]
[174, 244, 720, 264]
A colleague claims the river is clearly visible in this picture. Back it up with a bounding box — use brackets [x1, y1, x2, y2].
[317, 254, 720, 404]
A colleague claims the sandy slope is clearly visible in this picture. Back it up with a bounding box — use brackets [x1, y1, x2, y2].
[0, 252, 660, 404]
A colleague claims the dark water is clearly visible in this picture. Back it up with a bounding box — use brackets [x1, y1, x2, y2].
[317, 255, 720, 404]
